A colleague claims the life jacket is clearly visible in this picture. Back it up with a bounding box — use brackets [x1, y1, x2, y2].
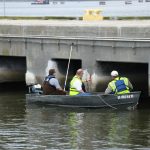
[43, 75, 56, 88]
[109, 77, 130, 94]
[69, 75, 82, 96]
[42, 75, 66, 95]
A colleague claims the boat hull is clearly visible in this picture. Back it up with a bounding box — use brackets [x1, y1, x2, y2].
[26, 91, 141, 109]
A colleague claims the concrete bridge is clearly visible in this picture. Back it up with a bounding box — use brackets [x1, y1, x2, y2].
[0, 20, 150, 98]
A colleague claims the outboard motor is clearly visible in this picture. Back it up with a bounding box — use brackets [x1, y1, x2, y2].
[28, 84, 43, 94]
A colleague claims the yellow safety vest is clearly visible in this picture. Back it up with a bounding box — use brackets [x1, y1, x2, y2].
[69, 75, 82, 96]
[108, 77, 130, 95]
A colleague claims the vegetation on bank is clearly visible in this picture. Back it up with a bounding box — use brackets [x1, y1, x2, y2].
[0, 16, 150, 20]
[0, 16, 79, 20]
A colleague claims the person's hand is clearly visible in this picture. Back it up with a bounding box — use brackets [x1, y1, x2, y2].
[83, 79, 91, 82]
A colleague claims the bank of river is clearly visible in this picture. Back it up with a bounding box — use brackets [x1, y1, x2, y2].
[0, 91, 150, 149]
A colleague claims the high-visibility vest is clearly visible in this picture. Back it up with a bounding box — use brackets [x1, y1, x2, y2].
[69, 75, 82, 96]
[109, 77, 130, 94]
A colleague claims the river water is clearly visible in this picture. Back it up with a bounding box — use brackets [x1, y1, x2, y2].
[0, 91, 150, 150]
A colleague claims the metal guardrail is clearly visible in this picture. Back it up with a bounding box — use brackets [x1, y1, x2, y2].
[0, 35, 150, 42]
[0, 35, 150, 49]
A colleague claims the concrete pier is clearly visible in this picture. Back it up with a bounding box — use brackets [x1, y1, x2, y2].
[0, 20, 150, 97]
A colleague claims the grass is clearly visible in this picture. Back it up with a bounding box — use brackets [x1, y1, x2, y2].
[0, 16, 150, 20]
[0, 16, 81, 20]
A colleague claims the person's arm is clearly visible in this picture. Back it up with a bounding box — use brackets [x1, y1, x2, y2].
[50, 78, 63, 90]
[128, 79, 133, 91]
[105, 85, 113, 94]
[79, 89, 84, 93]
[73, 80, 85, 93]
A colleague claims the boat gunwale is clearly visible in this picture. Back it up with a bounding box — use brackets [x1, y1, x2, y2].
[26, 91, 141, 98]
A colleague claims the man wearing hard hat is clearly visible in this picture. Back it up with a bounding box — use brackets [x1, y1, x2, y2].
[105, 70, 133, 94]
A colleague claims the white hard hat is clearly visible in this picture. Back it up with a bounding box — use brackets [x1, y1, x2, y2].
[111, 70, 118, 77]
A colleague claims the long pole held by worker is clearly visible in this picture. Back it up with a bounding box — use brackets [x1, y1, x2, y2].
[64, 43, 73, 91]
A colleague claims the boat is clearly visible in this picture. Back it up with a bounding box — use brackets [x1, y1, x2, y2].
[26, 91, 141, 109]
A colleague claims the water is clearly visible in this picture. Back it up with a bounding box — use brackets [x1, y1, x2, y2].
[0, 91, 150, 150]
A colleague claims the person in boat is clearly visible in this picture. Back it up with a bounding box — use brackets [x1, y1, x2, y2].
[42, 69, 66, 95]
[105, 70, 133, 95]
[69, 68, 91, 96]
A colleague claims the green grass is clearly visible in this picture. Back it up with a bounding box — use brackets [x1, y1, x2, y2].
[0, 16, 150, 20]
[0, 16, 81, 20]
[104, 16, 150, 20]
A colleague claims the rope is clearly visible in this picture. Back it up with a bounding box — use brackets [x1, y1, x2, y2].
[64, 43, 73, 91]
[97, 95, 117, 109]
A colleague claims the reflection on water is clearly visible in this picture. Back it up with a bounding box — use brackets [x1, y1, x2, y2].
[0, 91, 150, 150]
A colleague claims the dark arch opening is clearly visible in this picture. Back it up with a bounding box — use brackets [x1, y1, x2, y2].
[0, 56, 27, 91]
[95, 61, 148, 102]
[52, 58, 82, 91]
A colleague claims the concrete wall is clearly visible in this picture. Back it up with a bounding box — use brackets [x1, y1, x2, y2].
[0, 20, 150, 96]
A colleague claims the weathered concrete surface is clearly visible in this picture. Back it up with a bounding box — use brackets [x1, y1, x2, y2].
[0, 20, 150, 38]
[0, 20, 150, 97]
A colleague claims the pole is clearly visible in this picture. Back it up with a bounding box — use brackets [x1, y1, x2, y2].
[64, 43, 73, 91]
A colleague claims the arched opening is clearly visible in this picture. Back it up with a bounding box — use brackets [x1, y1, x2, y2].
[0, 56, 26, 91]
[52, 58, 82, 91]
[95, 61, 148, 101]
